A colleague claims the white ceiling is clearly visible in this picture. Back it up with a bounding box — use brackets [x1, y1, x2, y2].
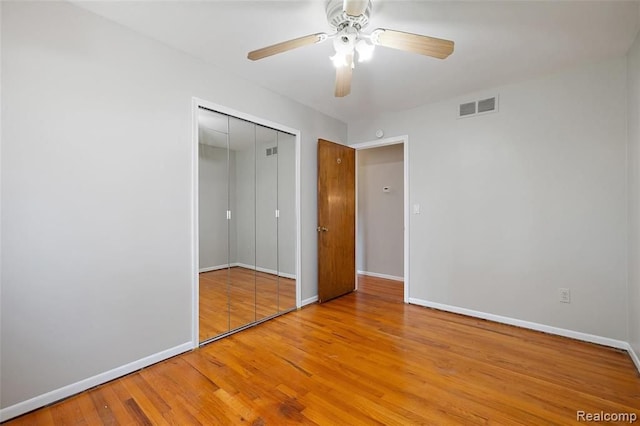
[73, 0, 640, 124]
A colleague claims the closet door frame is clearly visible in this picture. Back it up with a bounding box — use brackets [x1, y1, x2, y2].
[190, 97, 301, 348]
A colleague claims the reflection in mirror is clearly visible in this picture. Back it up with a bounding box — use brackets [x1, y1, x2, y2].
[255, 125, 279, 321]
[278, 131, 297, 312]
[197, 104, 297, 344]
[198, 108, 230, 341]
[228, 117, 256, 330]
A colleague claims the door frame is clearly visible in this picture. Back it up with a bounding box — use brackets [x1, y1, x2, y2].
[351, 135, 409, 303]
[190, 97, 302, 348]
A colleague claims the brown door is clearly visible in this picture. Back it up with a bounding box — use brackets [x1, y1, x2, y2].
[317, 139, 356, 303]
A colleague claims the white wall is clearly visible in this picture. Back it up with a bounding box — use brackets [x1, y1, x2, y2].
[277, 133, 297, 277]
[198, 144, 231, 269]
[0, 0, 346, 414]
[234, 146, 256, 267]
[255, 131, 278, 272]
[628, 28, 640, 363]
[357, 144, 404, 278]
[349, 58, 628, 341]
[199, 119, 297, 275]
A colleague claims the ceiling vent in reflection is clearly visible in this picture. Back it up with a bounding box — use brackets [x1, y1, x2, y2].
[458, 95, 499, 118]
[266, 147, 278, 156]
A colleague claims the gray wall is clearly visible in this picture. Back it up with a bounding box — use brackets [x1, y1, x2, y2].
[0, 1, 346, 411]
[199, 144, 232, 269]
[628, 28, 640, 362]
[277, 133, 297, 277]
[349, 57, 628, 341]
[199, 122, 296, 277]
[234, 144, 256, 267]
[357, 144, 404, 278]
[255, 129, 277, 272]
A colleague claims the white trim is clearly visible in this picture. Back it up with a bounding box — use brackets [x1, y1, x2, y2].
[403, 139, 409, 304]
[354, 148, 360, 292]
[294, 123, 302, 310]
[199, 264, 229, 273]
[627, 343, 640, 373]
[193, 98, 300, 136]
[200, 263, 295, 279]
[301, 296, 318, 306]
[191, 97, 302, 348]
[234, 263, 297, 280]
[191, 98, 200, 348]
[353, 135, 410, 303]
[0, 342, 192, 422]
[409, 297, 629, 349]
[357, 270, 403, 282]
[351, 135, 407, 150]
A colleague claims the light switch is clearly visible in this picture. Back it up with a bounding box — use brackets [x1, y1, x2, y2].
[413, 204, 420, 214]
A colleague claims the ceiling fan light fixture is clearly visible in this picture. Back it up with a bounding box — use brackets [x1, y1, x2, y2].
[333, 27, 357, 53]
[331, 27, 357, 68]
[370, 28, 384, 45]
[247, 0, 455, 98]
[330, 52, 348, 68]
[355, 39, 375, 62]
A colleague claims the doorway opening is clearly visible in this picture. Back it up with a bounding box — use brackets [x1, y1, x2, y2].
[352, 136, 409, 303]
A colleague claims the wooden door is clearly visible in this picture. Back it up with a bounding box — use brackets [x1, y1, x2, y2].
[317, 139, 356, 302]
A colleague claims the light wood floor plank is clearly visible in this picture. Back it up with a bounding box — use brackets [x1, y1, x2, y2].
[5, 275, 640, 424]
[199, 267, 296, 342]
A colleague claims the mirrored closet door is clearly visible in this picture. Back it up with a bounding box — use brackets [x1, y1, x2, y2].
[198, 106, 297, 344]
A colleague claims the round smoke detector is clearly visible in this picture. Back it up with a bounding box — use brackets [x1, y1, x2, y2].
[325, 0, 372, 30]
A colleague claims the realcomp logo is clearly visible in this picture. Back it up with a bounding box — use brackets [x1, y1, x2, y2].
[577, 411, 638, 423]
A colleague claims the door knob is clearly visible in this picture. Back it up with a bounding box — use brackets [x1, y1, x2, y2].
[317, 226, 328, 232]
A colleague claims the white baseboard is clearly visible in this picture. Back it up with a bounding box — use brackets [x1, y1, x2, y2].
[301, 296, 318, 306]
[202, 262, 296, 280]
[627, 343, 640, 373]
[235, 263, 296, 280]
[0, 342, 192, 422]
[408, 298, 629, 350]
[199, 264, 229, 273]
[357, 270, 403, 282]
[3, 304, 635, 423]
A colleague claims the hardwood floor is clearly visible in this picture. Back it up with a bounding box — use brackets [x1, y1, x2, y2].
[199, 267, 296, 342]
[6, 275, 640, 425]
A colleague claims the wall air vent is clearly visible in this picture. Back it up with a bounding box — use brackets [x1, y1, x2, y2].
[459, 102, 476, 117]
[458, 95, 499, 118]
[478, 97, 496, 113]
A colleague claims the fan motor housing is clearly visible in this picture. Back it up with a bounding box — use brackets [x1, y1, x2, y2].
[326, 0, 372, 30]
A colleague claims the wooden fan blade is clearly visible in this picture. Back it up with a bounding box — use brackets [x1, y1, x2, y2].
[248, 33, 327, 61]
[343, 0, 368, 16]
[372, 28, 454, 59]
[334, 54, 353, 97]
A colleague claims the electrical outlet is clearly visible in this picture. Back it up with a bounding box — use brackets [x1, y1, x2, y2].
[559, 288, 571, 304]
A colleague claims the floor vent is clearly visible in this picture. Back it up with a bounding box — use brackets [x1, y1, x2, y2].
[458, 95, 499, 118]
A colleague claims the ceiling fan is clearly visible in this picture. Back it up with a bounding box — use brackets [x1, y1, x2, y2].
[247, 0, 454, 98]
